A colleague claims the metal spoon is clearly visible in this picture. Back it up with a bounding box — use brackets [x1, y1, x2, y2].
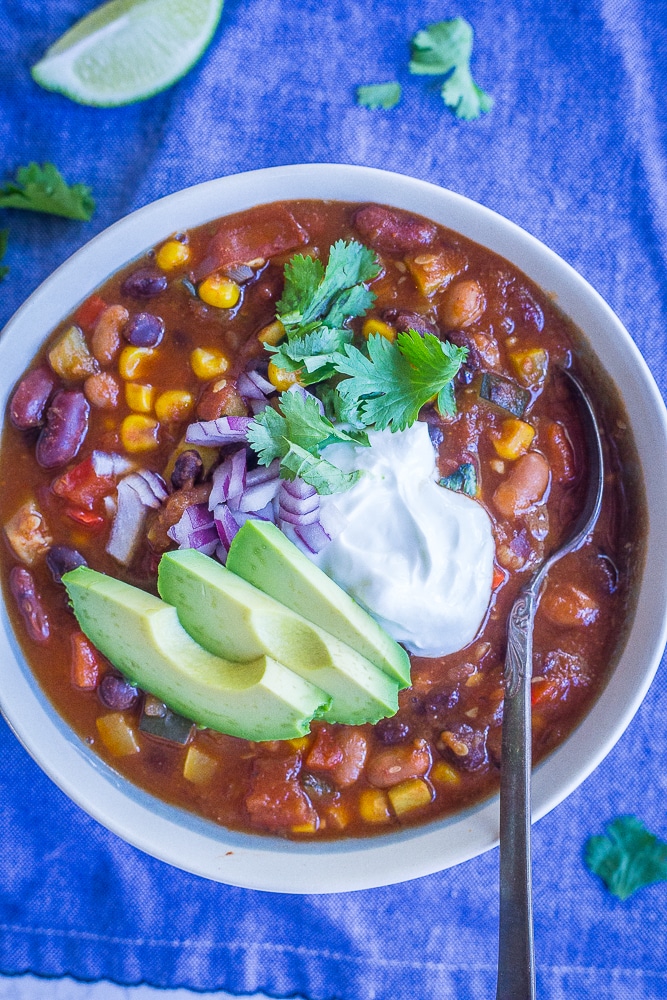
[495, 368, 604, 1000]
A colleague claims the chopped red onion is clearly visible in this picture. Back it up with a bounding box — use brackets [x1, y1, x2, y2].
[168, 503, 218, 556]
[213, 502, 240, 549]
[106, 479, 150, 565]
[224, 263, 255, 284]
[246, 460, 280, 486]
[278, 486, 320, 517]
[243, 367, 275, 397]
[239, 478, 281, 512]
[233, 502, 275, 525]
[293, 520, 333, 554]
[278, 506, 321, 527]
[285, 384, 325, 415]
[90, 451, 135, 478]
[248, 397, 269, 415]
[208, 448, 247, 509]
[126, 469, 168, 508]
[281, 477, 317, 501]
[185, 416, 253, 446]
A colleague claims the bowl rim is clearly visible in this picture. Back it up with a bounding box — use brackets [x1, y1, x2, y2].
[1, 162, 666, 894]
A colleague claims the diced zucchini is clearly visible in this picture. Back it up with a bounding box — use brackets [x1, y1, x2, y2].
[96, 713, 140, 756]
[139, 702, 195, 744]
[183, 745, 218, 784]
[440, 462, 478, 497]
[479, 372, 530, 417]
[48, 325, 98, 380]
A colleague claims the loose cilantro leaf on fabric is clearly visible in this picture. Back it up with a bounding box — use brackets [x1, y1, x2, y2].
[356, 82, 402, 110]
[409, 18, 493, 120]
[0, 229, 8, 281]
[333, 331, 468, 432]
[246, 388, 363, 493]
[585, 816, 667, 901]
[277, 240, 380, 338]
[0, 163, 95, 221]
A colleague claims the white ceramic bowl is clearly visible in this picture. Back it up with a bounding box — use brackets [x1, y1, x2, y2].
[1, 164, 666, 894]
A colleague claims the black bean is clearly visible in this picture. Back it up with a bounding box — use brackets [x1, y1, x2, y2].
[121, 268, 167, 299]
[300, 771, 335, 799]
[36, 390, 89, 469]
[427, 424, 444, 448]
[374, 717, 411, 744]
[383, 309, 439, 336]
[9, 566, 50, 643]
[439, 723, 488, 772]
[99, 674, 139, 710]
[10, 366, 58, 429]
[171, 450, 204, 490]
[46, 545, 87, 584]
[123, 312, 165, 347]
[422, 689, 460, 724]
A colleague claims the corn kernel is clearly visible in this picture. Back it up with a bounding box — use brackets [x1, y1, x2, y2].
[190, 347, 229, 380]
[258, 319, 285, 346]
[362, 317, 396, 342]
[431, 761, 462, 786]
[156, 239, 191, 271]
[183, 745, 218, 785]
[387, 778, 433, 816]
[121, 414, 160, 453]
[267, 360, 302, 391]
[288, 736, 311, 751]
[198, 274, 241, 309]
[358, 788, 391, 824]
[119, 346, 155, 380]
[96, 713, 140, 756]
[125, 382, 155, 413]
[291, 820, 319, 834]
[492, 418, 535, 461]
[155, 390, 194, 423]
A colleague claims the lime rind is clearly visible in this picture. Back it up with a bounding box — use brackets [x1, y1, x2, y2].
[31, 0, 224, 107]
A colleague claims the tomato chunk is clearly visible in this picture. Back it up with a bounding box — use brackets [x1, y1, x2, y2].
[245, 756, 317, 832]
[52, 455, 115, 510]
[74, 295, 107, 334]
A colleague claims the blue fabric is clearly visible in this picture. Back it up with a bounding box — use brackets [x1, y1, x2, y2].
[2, 0, 667, 997]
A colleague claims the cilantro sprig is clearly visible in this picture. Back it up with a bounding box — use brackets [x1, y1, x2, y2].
[247, 388, 366, 495]
[0, 163, 95, 221]
[409, 18, 493, 120]
[0, 229, 8, 282]
[331, 331, 468, 432]
[585, 816, 667, 901]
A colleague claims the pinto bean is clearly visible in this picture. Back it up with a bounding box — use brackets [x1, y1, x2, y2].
[330, 730, 368, 788]
[91, 305, 128, 364]
[10, 366, 58, 429]
[35, 390, 90, 469]
[353, 205, 436, 254]
[9, 566, 50, 643]
[540, 582, 599, 627]
[493, 451, 550, 519]
[439, 279, 487, 329]
[366, 739, 431, 788]
[84, 372, 120, 409]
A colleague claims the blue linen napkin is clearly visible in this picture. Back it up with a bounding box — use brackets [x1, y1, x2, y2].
[2, 1, 667, 998]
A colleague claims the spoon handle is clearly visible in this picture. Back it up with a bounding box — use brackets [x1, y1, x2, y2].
[495, 587, 537, 1000]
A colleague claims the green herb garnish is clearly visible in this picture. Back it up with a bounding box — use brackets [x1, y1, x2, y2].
[585, 816, 667, 900]
[0, 163, 95, 221]
[409, 18, 493, 120]
[0, 229, 8, 282]
[356, 82, 402, 110]
[332, 331, 468, 432]
[247, 388, 365, 495]
[440, 462, 477, 497]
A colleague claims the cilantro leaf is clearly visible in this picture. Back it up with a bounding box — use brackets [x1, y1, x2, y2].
[0, 163, 95, 221]
[0, 229, 8, 282]
[333, 331, 467, 432]
[356, 82, 402, 110]
[585, 816, 667, 900]
[268, 327, 354, 385]
[247, 388, 363, 493]
[409, 18, 493, 120]
[277, 240, 380, 338]
[281, 442, 361, 495]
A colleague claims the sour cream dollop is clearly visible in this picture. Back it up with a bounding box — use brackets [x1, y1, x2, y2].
[309, 422, 495, 657]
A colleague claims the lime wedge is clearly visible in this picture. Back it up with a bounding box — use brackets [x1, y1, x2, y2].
[31, 0, 224, 107]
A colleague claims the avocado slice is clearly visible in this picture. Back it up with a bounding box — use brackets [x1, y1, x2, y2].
[158, 549, 399, 726]
[226, 520, 411, 689]
[63, 566, 330, 741]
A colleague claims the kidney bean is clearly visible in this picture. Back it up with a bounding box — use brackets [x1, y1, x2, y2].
[353, 205, 436, 254]
[439, 279, 487, 329]
[366, 739, 431, 788]
[383, 309, 439, 336]
[99, 674, 139, 710]
[9, 566, 50, 643]
[123, 312, 165, 347]
[84, 372, 120, 409]
[46, 545, 87, 584]
[36, 390, 90, 469]
[10, 366, 58, 429]
[374, 717, 411, 744]
[121, 268, 167, 299]
[91, 304, 128, 364]
[171, 450, 204, 491]
[493, 451, 550, 519]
